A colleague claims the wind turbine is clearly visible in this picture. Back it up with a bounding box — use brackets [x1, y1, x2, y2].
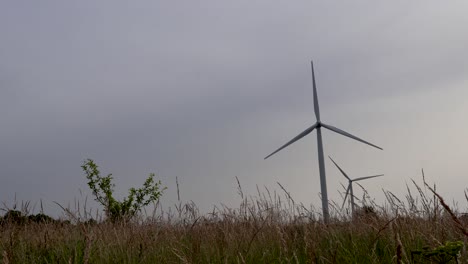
[264, 61, 383, 223]
[329, 156, 383, 216]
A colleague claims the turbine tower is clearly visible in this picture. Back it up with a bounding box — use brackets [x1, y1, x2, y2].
[329, 156, 383, 216]
[264, 61, 383, 223]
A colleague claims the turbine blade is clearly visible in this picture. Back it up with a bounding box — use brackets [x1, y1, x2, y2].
[353, 174, 384, 182]
[328, 156, 351, 181]
[321, 123, 383, 150]
[311, 61, 320, 121]
[264, 123, 318, 160]
[341, 184, 351, 209]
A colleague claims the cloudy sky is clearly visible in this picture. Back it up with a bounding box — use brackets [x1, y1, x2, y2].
[2, 1, 468, 218]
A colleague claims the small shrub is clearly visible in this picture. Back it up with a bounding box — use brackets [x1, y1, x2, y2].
[354, 205, 379, 222]
[28, 213, 55, 223]
[2, 210, 26, 224]
[1, 210, 56, 225]
[411, 241, 463, 264]
[81, 159, 166, 222]
[83, 218, 97, 226]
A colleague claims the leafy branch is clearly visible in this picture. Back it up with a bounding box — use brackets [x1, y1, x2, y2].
[82, 159, 166, 222]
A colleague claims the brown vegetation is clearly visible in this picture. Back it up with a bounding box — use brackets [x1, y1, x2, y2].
[1, 175, 467, 263]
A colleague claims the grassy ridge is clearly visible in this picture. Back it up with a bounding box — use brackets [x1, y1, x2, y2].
[1, 178, 467, 263]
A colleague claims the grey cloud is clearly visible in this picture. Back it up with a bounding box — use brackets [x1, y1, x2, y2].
[1, 1, 468, 217]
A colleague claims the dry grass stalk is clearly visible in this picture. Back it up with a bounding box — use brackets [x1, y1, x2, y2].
[422, 169, 468, 237]
[396, 243, 402, 264]
[2, 175, 468, 262]
[83, 231, 93, 264]
[391, 220, 408, 264]
[2, 250, 9, 264]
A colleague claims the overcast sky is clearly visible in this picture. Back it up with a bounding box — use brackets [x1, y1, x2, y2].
[2, 1, 468, 218]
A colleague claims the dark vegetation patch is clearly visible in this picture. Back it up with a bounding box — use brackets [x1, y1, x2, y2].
[1, 163, 466, 263]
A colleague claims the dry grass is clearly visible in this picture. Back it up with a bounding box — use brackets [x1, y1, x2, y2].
[1, 176, 468, 263]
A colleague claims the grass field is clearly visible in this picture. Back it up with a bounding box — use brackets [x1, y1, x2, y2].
[1, 177, 467, 263]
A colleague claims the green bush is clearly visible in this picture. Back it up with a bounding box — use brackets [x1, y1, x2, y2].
[1, 210, 56, 225]
[28, 213, 55, 223]
[412, 241, 463, 264]
[82, 159, 166, 222]
[2, 210, 26, 224]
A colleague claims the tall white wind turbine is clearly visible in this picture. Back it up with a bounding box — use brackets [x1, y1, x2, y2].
[264, 61, 383, 223]
[329, 156, 383, 217]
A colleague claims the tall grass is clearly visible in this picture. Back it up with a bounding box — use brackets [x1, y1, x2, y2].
[1, 175, 468, 263]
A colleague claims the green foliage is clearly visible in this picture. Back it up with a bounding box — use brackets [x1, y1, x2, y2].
[1, 210, 56, 225]
[3, 174, 468, 263]
[2, 210, 25, 224]
[28, 213, 55, 223]
[82, 159, 166, 222]
[412, 241, 464, 264]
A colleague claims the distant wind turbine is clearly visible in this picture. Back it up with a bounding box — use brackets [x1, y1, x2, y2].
[329, 156, 383, 216]
[264, 61, 383, 223]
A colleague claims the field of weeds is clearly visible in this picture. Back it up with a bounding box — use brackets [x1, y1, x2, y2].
[1, 177, 468, 264]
